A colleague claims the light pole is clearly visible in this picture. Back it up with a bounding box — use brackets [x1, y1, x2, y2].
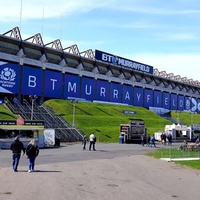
[190, 112, 194, 125]
[176, 110, 181, 124]
[29, 95, 37, 120]
[71, 99, 78, 127]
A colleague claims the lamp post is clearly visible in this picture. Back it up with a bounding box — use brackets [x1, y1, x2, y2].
[71, 99, 78, 127]
[190, 112, 194, 125]
[176, 110, 181, 124]
[29, 95, 37, 120]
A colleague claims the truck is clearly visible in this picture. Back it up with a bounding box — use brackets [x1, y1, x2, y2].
[119, 120, 147, 144]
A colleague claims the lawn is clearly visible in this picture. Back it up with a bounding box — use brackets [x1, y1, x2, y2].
[147, 148, 200, 170]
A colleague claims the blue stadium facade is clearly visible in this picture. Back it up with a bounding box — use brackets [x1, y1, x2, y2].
[0, 27, 200, 114]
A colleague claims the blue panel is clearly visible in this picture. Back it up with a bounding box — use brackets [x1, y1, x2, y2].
[0, 62, 20, 94]
[163, 92, 170, 109]
[44, 70, 62, 98]
[21, 66, 43, 96]
[170, 93, 177, 110]
[81, 77, 95, 101]
[64, 74, 80, 99]
[190, 97, 198, 112]
[153, 90, 162, 107]
[178, 95, 184, 111]
[122, 85, 133, 105]
[110, 82, 122, 103]
[197, 99, 200, 114]
[185, 96, 191, 111]
[96, 80, 109, 102]
[144, 89, 153, 108]
[133, 87, 143, 106]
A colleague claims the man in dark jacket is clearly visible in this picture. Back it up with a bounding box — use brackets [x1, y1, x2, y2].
[10, 135, 25, 172]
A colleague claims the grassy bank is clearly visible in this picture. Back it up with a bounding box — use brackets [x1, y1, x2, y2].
[44, 99, 171, 142]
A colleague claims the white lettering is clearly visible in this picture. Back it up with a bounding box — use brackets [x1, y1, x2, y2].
[102, 54, 112, 62]
[85, 85, 92, 95]
[136, 93, 141, 101]
[172, 99, 175, 106]
[156, 96, 160, 104]
[28, 76, 36, 87]
[50, 79, 57, 90]
[179, 100, 183, 108]
[165, 98, 168, 105]
[146, 95, 150, 102]
[113, 89, 118, 98]
[100, 87, 106, 97]
[125, 91, 130, 100]
[68, 82, 76, 92]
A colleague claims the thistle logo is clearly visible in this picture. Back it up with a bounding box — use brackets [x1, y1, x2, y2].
[0, 67, 16, 81]
[0, 67, 16, 91]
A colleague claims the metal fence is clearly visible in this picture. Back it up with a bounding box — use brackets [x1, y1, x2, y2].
[159, 143, 200, 161]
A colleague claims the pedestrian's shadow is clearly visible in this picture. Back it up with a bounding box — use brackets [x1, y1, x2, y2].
[34, 170, 62, 173]
[19, 170, 62, 173]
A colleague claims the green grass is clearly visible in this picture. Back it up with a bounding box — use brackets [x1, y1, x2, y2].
[44, 99, 171, 142]
[171, 111, 200, 125]
[147, 148, 200, 170]
[2, 100, 200, 170]
[0, 105, 18, 119]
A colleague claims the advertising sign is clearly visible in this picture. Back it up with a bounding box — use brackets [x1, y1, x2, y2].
[96, 80, 109, 102]
[0, 62, 20, 94]
[133, 87, 143, 106]
[153, 90, 162, 107]
[178, 95, 184, 111]
[144, 89, 153, 108]
[122, 85, 133, 105]
[21, 66, 43, 96]
[95, 50, 153, 74]
[122, 110, 136, 114]
[185, 96, 191, 111]
[44, 70, 63, 98]
[170, 93, 177, 110]
[81, 77, 95, 101]
[163, 92, 170, 109]
[64, 73, 81, 99]
[44, 129, 55, 146]
[110, 82, 122, 103]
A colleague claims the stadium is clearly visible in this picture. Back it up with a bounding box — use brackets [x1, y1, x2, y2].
[0, 27, 200, 143]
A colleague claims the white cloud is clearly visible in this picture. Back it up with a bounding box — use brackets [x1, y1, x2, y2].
[0, 0, 108, 22]
[131, 53, 200, 81]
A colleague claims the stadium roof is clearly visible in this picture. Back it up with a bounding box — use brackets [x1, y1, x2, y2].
[1, 26, 200, 90]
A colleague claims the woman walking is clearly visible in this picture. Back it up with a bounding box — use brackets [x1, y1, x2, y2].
[26, 139, 39, 173]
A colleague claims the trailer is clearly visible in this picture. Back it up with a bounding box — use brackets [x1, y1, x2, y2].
[119, 120, 147, 144]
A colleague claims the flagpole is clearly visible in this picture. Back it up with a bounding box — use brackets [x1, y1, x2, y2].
[60, 13, 63, 42]
[20, 0, 23, 31]
[42, 6, 44, 37]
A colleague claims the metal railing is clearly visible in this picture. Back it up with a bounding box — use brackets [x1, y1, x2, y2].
[4, 98, 84, 142]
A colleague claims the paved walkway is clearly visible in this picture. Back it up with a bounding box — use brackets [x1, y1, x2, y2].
[0, 143, 200, 200]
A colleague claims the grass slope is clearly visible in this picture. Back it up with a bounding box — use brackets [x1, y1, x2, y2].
[171, 111, 200, 126]
[0, 105, 18, 120]
[44, 100, 171, 142]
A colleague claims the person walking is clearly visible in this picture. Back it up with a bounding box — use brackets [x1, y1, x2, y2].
[150, 135, 156, 148]
[26, 139, 39, 173]
[140, 134, 145, 146]
[82, 135, 87, 150]
[10, 135, 25, 172]
[89, 132, 96, 151]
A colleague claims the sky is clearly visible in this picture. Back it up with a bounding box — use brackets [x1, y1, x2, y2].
[1, 0, 200, 81]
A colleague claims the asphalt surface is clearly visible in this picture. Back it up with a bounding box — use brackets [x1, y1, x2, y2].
[0, 142, 200, 200]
